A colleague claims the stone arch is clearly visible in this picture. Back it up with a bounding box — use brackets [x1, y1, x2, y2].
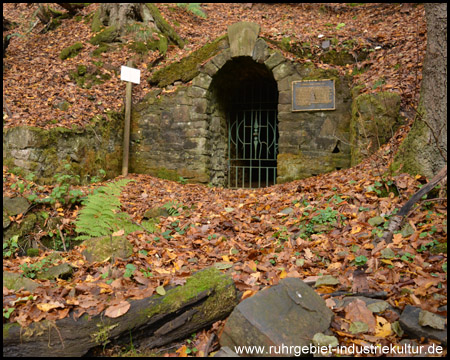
[207, 57, 279, 187]
[188, 21, 353, 187]
[194, 22, 286, 187]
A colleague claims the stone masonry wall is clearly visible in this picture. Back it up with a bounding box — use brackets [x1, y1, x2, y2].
[3, 113, 123, 184]
[130, 21, 354, 186]
[3, 22, 400, 187]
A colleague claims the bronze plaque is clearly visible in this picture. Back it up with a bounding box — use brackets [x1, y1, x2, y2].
[292, 79, 335, 111]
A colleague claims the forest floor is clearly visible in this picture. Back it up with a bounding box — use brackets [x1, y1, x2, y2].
[3, 3, 447, 357]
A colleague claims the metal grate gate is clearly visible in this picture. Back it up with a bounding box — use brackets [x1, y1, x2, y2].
[227, 82, 278, 188]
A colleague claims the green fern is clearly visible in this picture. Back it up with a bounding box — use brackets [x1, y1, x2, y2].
[176, 3, 207, 19]
[75, 179, 139, 240]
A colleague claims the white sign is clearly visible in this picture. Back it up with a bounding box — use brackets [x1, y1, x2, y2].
[120, 65, 140, 84]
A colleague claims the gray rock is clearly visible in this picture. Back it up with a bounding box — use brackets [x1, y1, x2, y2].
[399, 305, 447, 346]
[264, 51, 285, 70]
[143, 206, 170, 219]
[321, 40, 331, 50]
[252, 38, 270, 63]
[214, 346, 240, 357]
[36, 263, 73, 280]
[3, 271, 39, 292]
[81, 235, 133, 263]
[227, 21, 260, 58]
[220, 277, 334, 357]
[3, 197, 30, 217]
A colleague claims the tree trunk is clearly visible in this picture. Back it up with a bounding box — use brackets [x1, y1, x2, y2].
[97, 3, 184, 49]
[393, 3, 447, 178]
[3, 267, 238, 357]
[98, 3, 157, 35]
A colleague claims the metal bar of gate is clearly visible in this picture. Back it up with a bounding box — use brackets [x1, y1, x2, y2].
[227, 92, 278, 188]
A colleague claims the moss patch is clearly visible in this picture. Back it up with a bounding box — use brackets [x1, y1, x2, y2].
[149, 34, 228, 87]
[350, 92, 401, 166]
[147, 33, 168, 55]
[3, 271, 39, 292]
[145, 4, 184, 49]
[59, 42, 83, 60]
[3, 214, 38, 251]
[91, 9, 102, 32]
[69, 63, 112, 89]
[89, 26, 119, 45]
[91, 44, 110, 57]
[141, 267, 236, 320]
[319, 50, 360, 66]
[81, 235, 133, 263]
[391, 100, 434, 177]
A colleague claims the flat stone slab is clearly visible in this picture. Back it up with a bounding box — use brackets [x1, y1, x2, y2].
[399, 305, 447, 346]
[3, 271, 39, 292]
[3, 197, 30, 216]
[220, 277, 334, 356]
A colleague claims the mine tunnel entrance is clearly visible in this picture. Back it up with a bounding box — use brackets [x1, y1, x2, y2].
[211, 57, 278, 188]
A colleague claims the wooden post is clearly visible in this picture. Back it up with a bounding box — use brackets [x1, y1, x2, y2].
[122, 60, 133, 176]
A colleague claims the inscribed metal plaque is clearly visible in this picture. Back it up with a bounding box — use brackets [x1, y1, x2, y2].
[292, 80, 335, 111]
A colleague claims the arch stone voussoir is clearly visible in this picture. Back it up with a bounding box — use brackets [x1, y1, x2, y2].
[227, 21, 261, 58]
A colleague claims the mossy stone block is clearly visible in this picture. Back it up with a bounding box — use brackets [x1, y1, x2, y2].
[81, 235, 133, 263]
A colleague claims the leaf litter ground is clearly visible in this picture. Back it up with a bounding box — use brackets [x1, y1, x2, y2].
[3, 3, 446, 357]
[4, 3, 426, 129]
[3, 136, 447, 355]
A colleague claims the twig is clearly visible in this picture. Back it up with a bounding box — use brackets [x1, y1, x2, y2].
[377, 166, 447, 244]
[130, 219, 154, 234]
[34, 236, 52, 252]
[323, 291, 388, 299]
[57, 226, 67, 252]
[419, 197, 447, 203]
[203, 333, 216, 357]
[27, 19, 39, 34]
[48, 321, 65, 349]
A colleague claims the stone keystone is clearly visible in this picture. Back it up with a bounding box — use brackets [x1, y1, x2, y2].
[227, 21, 260, 58]
[220, 277, 334, 357]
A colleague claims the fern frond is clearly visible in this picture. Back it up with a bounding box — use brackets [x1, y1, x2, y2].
[176, 3, 207, 19]
[74, 179, 135, 240]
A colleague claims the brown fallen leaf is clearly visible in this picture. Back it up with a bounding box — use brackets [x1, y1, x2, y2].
[37, 301, 65, 312]
[104, 300, 130, 318]
[344, 298, 377, 334]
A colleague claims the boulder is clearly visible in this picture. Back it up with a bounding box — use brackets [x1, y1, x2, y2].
[3, 196, 30, 217]
[81, 235, 133, 263]
[3, 271, 39, 292]
[220, 277, 334, 356]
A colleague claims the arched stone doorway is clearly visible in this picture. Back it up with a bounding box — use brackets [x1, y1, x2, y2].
[207, 57, 278, 188]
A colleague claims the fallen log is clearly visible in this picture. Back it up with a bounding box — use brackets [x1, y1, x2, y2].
[378, 166, 447, 244]
[3, 267, 238, 357]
